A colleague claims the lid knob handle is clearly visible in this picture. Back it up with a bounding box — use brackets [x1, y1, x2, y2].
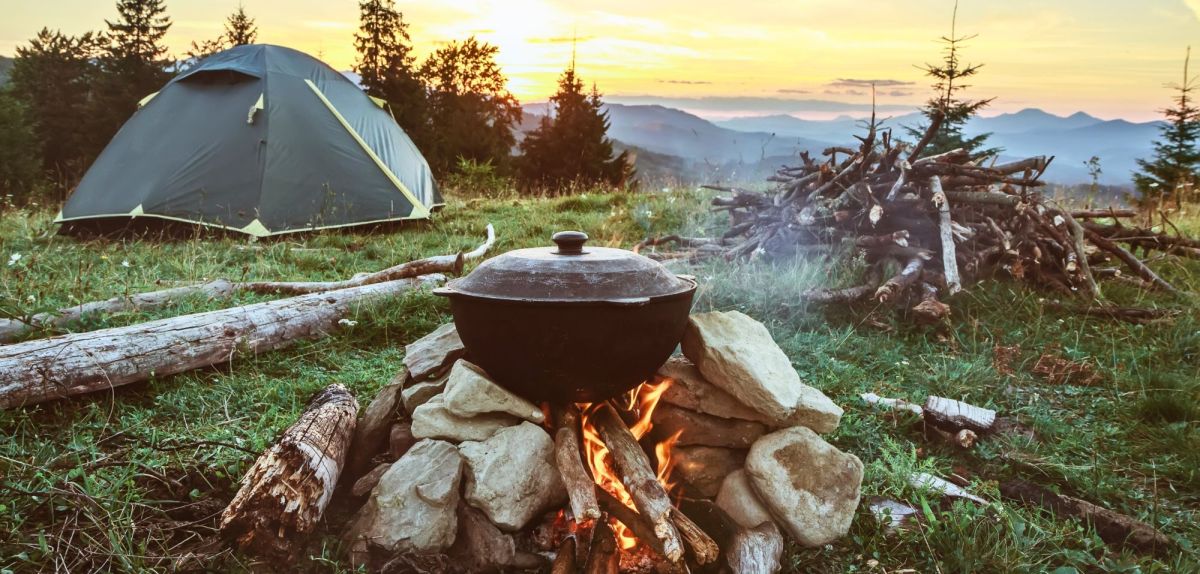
[552, 231, 589, 255]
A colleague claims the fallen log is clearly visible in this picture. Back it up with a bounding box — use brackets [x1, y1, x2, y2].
[999, 479, 1172, 555]
[0, 279, 236, 344]
[0, 275, 443, 409]
[555, 405, 602, 522]
[875, 257, 925, 303]
[219, 384, 359, 562]
[591, 403, 685, 564]
[1084, 229, 1178, 293]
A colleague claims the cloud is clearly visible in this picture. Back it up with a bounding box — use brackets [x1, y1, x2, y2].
[885, 90, 914, 97]
[528, 35, 595, 44]
[777, 88, 810, 94]
[1187, 0, 1200, 22]
[604, 95, 916, 115]
[658, 79, 713, 85]
[829, 78, 915, 88]
[823, 89, 866, 96]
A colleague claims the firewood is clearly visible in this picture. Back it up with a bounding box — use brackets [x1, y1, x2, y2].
[583, 519, 620, 574]
[930, 176, 962, 294]
[555, 405, 602, 521]
[551, 536, 577, 574]
[219, 384, 358, 562]
[923, 396, 996, 433]
[671, 508, 719, 566]
[0, 276, 443, 409]
[595, 487, 672, 561]
[999, 479, 1172, 555]
[1069, 208, 1137, 219]
[875, 257, 925, 303]
[1084, 229, 1178, 293]
[0, 279, 235, 344]
[591, 403, 685, 564]
[727, 522, 784, 574]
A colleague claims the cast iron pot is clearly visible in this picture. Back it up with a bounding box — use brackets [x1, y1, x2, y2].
[433, 230, 697, 404]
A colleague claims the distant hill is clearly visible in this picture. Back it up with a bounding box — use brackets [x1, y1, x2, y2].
[0, 55, 13, 88]
[718, 108, 1162, 185]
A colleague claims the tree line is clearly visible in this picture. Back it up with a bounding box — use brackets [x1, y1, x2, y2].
[0, 0, 630, 205]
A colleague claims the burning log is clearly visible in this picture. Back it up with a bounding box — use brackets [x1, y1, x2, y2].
[551, 536, 578, 574]
[0, 276, 443, 409]
[555, 405, 602, 522]
[219, 384, 358, 562]
[590, 403, 686, 564]
[670, 508, 719, 566]
[583, 519, 620, 574]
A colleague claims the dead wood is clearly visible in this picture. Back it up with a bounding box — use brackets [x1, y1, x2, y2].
[591, 403, 685, 564]
[219, 384, 359, 562]
[727, 522, 784, 574]
[671, 508, 719, 566]
[1045, 302, 1179, 324]
[583, 519, 620, 574]
[923, 396, 996, 434]
[551, 536, 577, 574]
[0, 279, 235, 344]
[931, 176, 962, 294]
[1084, 229, 1178, 293]
[999, 479, 1172, 555]
[875, 257, 925, 303]
[239, 254, 463, 295]
[555, 405, 602, 521]
[0, 276, 443, 409]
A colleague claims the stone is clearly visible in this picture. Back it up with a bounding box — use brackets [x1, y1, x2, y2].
[672, 445, 747, 499]
[403, 323, 466, 381]
[351, 463, 392, 497]
[681, 311, 843, 433]
[411, 396, 519, 443]
[443, 360, 544, 424]
[658, 357, 770, 423]
[345, 439, 464, 554]
[347, 370, 406, 479]
[389, 422, 417, 459]
[447, 503, 518, 571]
[744, 426, 863, 547]
[652, 403, 768, 449]
[715, 469, 773, 529]
[459, 421, 567, 531]
[402, 371, 448, 415]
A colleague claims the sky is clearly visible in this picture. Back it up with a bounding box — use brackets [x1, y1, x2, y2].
[2, 0, 1199, 121]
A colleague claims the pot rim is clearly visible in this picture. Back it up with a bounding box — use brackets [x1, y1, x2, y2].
[433, 275, 697, 307]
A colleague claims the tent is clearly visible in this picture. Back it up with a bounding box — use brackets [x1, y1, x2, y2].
[57, 44, 441, 237]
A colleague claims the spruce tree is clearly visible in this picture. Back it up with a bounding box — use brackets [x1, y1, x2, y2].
[224, 5, 257, 46]
[0, 90, 42, 202]
[92, 0, 173, 159]
[1133, 47, 1200, 209]
[518, 64, 630, 190]
[353, 0, 427, 147]
[10, 28, 103, 184]
[905, 2, 998, 159]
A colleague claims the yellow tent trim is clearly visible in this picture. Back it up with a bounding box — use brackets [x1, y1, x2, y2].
[240, 218, 270, 237]
[137, 92, 158, 108]
[248, 93, 264, 124]
[130, 204, 144, 216]
[368, 95, 388, 109]
[303, 79, 429, 218]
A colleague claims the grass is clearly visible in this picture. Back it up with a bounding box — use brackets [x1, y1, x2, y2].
[1, 191, 1198, 573]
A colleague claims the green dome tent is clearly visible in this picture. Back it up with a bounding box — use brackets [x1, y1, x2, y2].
[57, 44, 441, 237]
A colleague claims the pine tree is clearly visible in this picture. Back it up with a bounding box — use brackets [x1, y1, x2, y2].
[905, 2, 998, 159]
[1133, 47, 1200, 209]
[353, 0, 427, 147]
[10, 28, 103, 187]
[0, 90, 42, 202]
[224, 5, 257, 46]
[518, 64, 630, 190]
[91, 0, 173, 159]
[418, 37, 520, 175]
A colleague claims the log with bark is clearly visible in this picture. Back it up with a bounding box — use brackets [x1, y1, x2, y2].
[0, 275, 443, 409]
[219, 384, 359, 562]
[590, 403, 685, 564]
[999, 479, 1172, 555]
[727, 522, 784, 574]
[555, 405, 602, 522]
[0, 279, 236, 344]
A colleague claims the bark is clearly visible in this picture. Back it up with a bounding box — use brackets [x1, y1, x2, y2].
[0, 279, 235, 344]
[931, 177, 962, 295]
[551, 536, 577, 574]
[875, 258, 925, 303]
[591, 403, 685, 564]
[219, 384, 359, 562]
[0, 275, 443, 409]
[583, 519, 619, 574]
[671, 508, 719, 566]
[555, 405, 602, 521]
[727, 522, 784, 574]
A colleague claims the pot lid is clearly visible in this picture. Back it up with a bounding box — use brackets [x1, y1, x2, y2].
[445, 231, 695, 303]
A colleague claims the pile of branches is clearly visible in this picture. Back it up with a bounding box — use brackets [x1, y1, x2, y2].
[642, 111, 1193, 322]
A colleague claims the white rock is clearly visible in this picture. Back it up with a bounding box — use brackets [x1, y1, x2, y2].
[443, 360, 544, 423]
[459, 421, 566, 531]
[411, 396, 519, 443]
[401, 372, 448, 415]
[658, 356, 771, 424]
[716, 469, 774, 529]
[681, 311, 842, 433]
[404, 323, 466, 381]
[745, 426, 863, 547]
[345, 439, 463, 553]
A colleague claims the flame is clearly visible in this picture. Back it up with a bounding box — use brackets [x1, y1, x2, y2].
[578, 378, 678, 551]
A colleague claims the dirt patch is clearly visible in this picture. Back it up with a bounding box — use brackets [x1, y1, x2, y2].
[1032, 351, 1101, 386]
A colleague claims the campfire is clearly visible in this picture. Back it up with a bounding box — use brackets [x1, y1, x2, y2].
[213, 309, 863, 573]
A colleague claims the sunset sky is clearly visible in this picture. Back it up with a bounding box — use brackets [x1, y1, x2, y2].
[3, 0, 1199, 121]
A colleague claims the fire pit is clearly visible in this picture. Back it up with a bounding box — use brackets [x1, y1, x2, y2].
[343, 310, 864, 573]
